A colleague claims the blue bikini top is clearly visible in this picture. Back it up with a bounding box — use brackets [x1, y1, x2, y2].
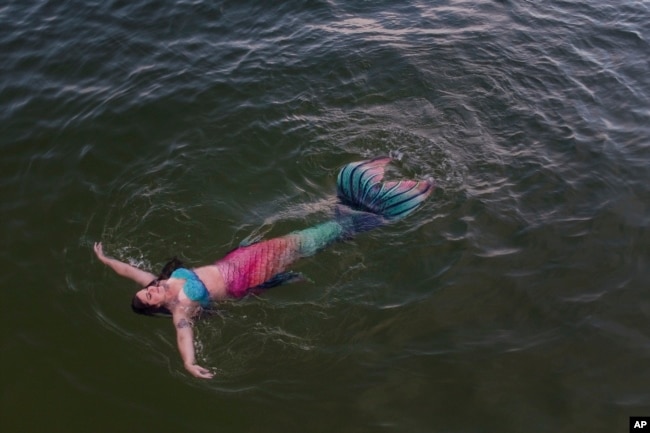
[171, 268, 211, 307]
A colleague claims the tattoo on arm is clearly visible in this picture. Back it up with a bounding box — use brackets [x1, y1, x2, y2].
[176, 318, 191, 329]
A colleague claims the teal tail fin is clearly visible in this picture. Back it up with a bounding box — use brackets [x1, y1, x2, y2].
[336, 157, 434, 224]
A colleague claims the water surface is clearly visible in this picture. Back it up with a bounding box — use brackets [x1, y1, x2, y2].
[2, 1, 650, 432]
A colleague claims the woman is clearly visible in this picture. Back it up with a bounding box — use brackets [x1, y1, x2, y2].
[94, 157, 434, 379]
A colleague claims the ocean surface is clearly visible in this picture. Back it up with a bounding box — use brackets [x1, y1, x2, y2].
[2, 1, 650, 432]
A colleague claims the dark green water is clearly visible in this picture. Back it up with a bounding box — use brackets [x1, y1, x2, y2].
[2, 1, 650, 432]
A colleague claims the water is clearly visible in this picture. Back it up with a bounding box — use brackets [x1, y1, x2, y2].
[2, 0, 650, 431]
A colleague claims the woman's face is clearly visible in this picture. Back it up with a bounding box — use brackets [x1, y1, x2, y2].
[136, 281, 166, 307]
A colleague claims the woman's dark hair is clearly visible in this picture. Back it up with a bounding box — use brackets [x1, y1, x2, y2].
[131, 257, 184, 317]
[131, 295, 172, 317]
[157, 257, 185, 280]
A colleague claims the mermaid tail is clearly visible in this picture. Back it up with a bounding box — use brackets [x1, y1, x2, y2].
[215, 157, 434, 297]
[337, 157, 434, 221]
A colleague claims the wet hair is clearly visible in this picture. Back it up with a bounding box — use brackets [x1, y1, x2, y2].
[131, 257, 185, 317]
[157, 256, 185, 280]
[131, 294, 172, 317]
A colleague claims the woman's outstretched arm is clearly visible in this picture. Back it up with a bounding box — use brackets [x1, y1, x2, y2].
[93, 242, 156, 286]
[174, 313, 214, 379]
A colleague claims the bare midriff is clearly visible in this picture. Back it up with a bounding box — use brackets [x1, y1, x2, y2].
[193, 265, 228, 300]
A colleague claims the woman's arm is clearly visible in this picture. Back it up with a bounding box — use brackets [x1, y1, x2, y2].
[93, 242, 156, 286]
[174, 313, 214, 379]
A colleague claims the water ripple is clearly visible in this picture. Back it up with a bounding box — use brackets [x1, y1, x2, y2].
[3, 0, 650, 430]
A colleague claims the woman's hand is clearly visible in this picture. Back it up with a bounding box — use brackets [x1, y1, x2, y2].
[94, 242, 108, 263]
[184, 363, 214, 379]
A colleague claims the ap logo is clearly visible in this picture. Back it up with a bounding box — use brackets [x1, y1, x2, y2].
[631, 417, 650, 431]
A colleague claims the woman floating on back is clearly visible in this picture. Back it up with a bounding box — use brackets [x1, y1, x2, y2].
[94, 157, 434, 378]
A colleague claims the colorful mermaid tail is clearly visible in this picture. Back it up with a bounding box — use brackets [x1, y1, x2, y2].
[215, 157, 434, 297]
[335, 156, 434, 232]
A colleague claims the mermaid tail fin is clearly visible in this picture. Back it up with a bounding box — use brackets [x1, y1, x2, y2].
[337, 157, 434, 221]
